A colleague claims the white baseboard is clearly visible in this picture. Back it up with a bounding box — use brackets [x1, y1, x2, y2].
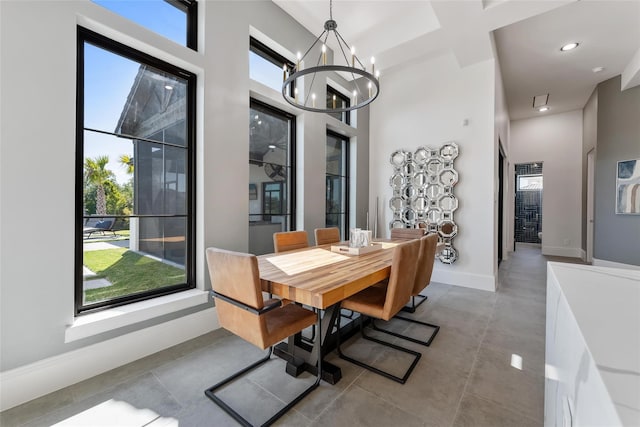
[0, 307, 219, 412]
[592, 258, 640, 271]
[541, 246, 583, 258]
[431, 269, 496, 292]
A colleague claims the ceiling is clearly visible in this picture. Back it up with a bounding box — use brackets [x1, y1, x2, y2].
[273, 0, 640, 121]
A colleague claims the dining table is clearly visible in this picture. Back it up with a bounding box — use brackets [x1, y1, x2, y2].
[257, 240, 405, 384]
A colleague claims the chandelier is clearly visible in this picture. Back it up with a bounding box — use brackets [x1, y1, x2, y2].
[282, 0, 380, 113]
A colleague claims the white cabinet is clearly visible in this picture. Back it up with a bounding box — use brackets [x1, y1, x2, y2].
[545, 263, 640, 426]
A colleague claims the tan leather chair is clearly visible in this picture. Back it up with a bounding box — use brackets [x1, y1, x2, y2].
[390, 227, 425, 239]
[373, 234, 441, 346]
[273, 230, 309, 252]
[314, 227, 341, 246]
[204, 247, 322, 425]
[404, 233, 438, 312]
[336, 239, 422, 384]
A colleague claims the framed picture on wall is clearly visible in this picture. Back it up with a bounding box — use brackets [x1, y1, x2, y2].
[249, 183, 258, 200]
[616, 159, 640, 214]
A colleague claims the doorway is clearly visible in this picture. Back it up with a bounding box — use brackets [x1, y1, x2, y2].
[498, 146, 505, 264]
[515, 162, 543, 244]
[586, 149, 595, 263]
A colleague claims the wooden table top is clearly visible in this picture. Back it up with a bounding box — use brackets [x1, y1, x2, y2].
[257, 241, 402, 309]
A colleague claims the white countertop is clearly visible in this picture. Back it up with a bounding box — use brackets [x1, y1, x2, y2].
[548, 263, 640, 426]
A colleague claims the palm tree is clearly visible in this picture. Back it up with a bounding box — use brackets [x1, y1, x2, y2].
[119, 154, 134, 175]
[84, 155, 113, 215]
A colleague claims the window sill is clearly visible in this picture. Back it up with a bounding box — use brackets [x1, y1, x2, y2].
[65, 289, 209, 343]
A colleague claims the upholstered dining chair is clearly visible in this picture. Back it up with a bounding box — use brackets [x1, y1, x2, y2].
[314, 227, 341, 246]
[205, 247, 322, 426]
[336, 239, 422, 384]
[273, 230, 315, 343]
[273, 230, 309, 253]
[401, 232, 438, 312]
[390, 227, 426, 239]
[373, 234, 441, 347]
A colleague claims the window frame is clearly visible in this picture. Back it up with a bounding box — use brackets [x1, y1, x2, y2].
[517, 174, 543, 191]
[249, 36, 295, 95]
[92, 0, 198, 50]
[169, 0, 198, 50]
[249, 98, 296, 231]
[326, 129, 350, 240]
[326, 85, 351, 125]
[75, 26, 197, 316]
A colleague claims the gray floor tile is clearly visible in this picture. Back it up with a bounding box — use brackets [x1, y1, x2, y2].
[21, 373, 182, 427]
[354, 352, 471, 426]
[452, 392, 539, 427]
[311, 384, 424, 427]
[464, 346, 544, 421]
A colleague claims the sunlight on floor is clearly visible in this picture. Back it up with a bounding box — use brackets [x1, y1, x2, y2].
[51, 399, 176, 426]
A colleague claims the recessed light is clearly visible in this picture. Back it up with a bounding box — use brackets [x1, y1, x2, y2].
[538, 106, 549, 112]
[164, 85, 173, 90]
[268, 144, 276, 149]
[592, 66, 605, 73]
[560, 42, 579, 52]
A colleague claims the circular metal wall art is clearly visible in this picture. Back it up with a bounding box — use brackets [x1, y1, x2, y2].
[389, 142, 459, 264]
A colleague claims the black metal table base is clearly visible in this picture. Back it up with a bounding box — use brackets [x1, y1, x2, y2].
[272, 304, 365, 385]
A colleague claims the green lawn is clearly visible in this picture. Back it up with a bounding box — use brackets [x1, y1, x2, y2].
[83, 248, 185, 303]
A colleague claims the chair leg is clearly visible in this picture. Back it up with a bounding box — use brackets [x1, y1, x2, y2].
[336, 314, 421, 384]
[400, 294, 428, 313]
[371, 316, 440, 347]
[205, 311, 323, 427]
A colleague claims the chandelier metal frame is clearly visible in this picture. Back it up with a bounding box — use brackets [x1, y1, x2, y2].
[282, 0, 380, 113]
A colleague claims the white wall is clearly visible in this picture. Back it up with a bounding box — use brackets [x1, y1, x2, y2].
[510, 110, 584, 258]
[0, 0, 370, 409]
[369, 52, 497, 291]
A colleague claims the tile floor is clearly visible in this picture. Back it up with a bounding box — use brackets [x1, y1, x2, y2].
[1, 244, 582, 426]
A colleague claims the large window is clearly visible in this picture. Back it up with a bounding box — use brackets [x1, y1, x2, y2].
[249, 99, 295, 254]
[76, 27, 196, 314]
[326, 131, 349, 239]
[326, 85, 350, 125]
[92, 0, 198, 50]
[249, 37, 294, 95]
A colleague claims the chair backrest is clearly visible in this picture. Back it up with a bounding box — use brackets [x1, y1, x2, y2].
[314, 227, 341, 246]
[413, 233, 438, 296]
[273, 230, 309, 253]
[390, 228, 425, 240]
[206, 247, 268, 348]
[382, 239, 421, 320]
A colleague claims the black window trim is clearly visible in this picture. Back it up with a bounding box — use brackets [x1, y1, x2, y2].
[326, 129, 350, 240]
[326, 85, 351, 125]
[249, 98, 296, 231]
[165, 0, 198, 50]
[76, 26, 196, 316]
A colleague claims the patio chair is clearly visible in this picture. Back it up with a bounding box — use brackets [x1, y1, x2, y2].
[83, 217, 117, 238]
